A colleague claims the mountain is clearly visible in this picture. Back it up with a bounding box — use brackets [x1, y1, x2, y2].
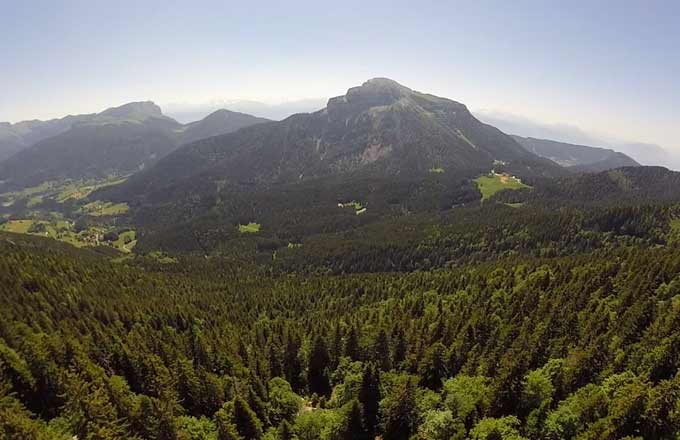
[176, 109, 270, 145]
[512, 135, 639, 172]
[0, 113, 100, 162]
[476, 110, 677, 169]
[0, 123, 25, 161]
[97, 78, 568, 252]
[166, 98, 327, 123]
[496, 166, 680, 207]
[614, 142, 674, 167]
[115, 78, 565, 198]
[0, 102, 172, 163]
[0, 103, 268, 191]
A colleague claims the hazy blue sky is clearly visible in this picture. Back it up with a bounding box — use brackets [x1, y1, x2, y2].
[1, 0, 678, 150]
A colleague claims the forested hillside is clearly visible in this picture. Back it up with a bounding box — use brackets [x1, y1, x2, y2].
[2, 227, 680, 439]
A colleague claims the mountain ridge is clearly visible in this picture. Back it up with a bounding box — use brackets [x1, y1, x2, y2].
[0, 103, 269, 190]
[115, 78, 565, 200]
[512, 135, 640, 172]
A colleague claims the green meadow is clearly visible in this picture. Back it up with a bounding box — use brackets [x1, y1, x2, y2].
[475, 173, 530, 202]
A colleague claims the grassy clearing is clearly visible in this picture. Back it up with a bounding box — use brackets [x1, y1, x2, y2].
[238, 222, 261, 233]
[429, 167, 445, 174]
[26, 196, 43, 208]
[670, 219, 680, 244]
[0, 217, 137, 252]
[475, 173, 530, 202]
[338, 201, 366, 215]
[148, 251, 177, 264]
[81, 201, 129, 216]
[0, 220, 35, 234]
[0, 177, 128, 208]
[56, 177, 127, 202]
[671, 219, 680, 231]
[112, 230, 137, 252]
[505, 203, 525, 209]
[338, 201, 363, 210]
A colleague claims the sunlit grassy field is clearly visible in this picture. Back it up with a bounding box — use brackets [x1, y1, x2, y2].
[475, 173, 530, 201]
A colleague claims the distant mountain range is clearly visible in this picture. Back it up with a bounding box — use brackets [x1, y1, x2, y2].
[89, 78, 574, 250]
[165, 98, 327, 123]
[3, 78, 679, 257]
[476, 110, 676, 169]
[512, 135, 639, 172]
[0, 103, 268, 191]
[111, 78, 565, 202]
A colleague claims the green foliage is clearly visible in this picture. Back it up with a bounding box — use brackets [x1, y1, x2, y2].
[268, 378, 302, 426]
[220, 397, 263, 440]
[469, 416, 527, 440]
[294, 408, 339, 440]
[175, 416, 218, 440]
[417, 409, 464, 440]
[381, 377, 418, 440]
[442, 375, 492, 428]
[276, 420, 297, 440]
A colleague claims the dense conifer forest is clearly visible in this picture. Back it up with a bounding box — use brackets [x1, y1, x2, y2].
[2, 204, 680, 439]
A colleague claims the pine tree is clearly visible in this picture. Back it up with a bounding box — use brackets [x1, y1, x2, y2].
[418, 342, 448, 390]
[268, 343, 283, 379]
[358, 364, 381, 440]
[283, 335, 303, 392]
[339, 399, 364, 440]
[215, 407, 242, 440]
[276, 419, 297, 440]
[392, 329, 406, 367]
[231, 396, 263, 440]
[372, 329, 392, 371]
[307, 335, 331, 397]
[343, 327, 361, 361]
[382, 379, 417, 440]
[247, 386, 269, 428]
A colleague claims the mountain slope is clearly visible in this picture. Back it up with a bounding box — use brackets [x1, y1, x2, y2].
[0, 123, 25, 161]
[0, 103, 268, 191]
[177, 109, 270, 145]
[512, 135, 639, 172]
[115, 78, 565, 200]
[496, 166, 680, 207]
[97, 79, 568, 253]
[0, 113, 100, 162]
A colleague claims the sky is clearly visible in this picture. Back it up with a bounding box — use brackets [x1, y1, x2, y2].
[1, 0, 678, 152]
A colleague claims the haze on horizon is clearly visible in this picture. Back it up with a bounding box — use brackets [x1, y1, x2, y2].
[1, 0, 678, 156]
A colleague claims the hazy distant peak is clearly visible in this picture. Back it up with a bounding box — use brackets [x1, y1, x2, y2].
[326, 78, 429, 119]
[99, 101, 164, 120]
[202, 108, 259, 122]
[358, 77, 412, 94]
